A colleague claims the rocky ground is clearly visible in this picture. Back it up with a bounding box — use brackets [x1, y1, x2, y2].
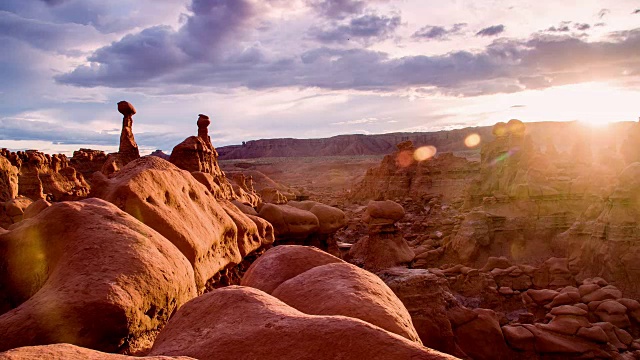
[2, 103, 640, 359]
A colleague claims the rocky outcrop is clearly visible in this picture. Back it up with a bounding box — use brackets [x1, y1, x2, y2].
[117, 101, 140, 166]
[558, 162, 640, 298]
[91, 156, 274, 292]
[0, 344, 194, 360]
[348, 200, 415, 271]
[0, 199, 196, 353]
[69, 149, 108, 182]
[0, 197, 32, 229]
[169, 114, 236, 201]
[0, 156, 18, 202]
[149, 286, 454, 360]
[349, 141, 477, 203]
[243, 246, 421, 343]
[1, 149, 90, 202]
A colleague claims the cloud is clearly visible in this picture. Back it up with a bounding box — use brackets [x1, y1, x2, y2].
[598, 8, 610, 19]
[476, 24, 505, 37]
[58, 27, 640, 97]
[306, 0, 366, 19]
[545, 21, 591, 33]
[574, 23, 591, 31]
[331, 117, 378, 125]
[412, 23, 466, 41]
[0, 10, 105, 53]
[309, 13, 401, 45]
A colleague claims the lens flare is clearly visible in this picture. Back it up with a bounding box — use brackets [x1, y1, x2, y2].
[413, 146, 437, 161]
[396, 150, 414, 168]
[464, 133, 481, 148]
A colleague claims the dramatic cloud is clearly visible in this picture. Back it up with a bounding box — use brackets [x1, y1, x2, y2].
[310, 13, 401, 44]
[412, 23, 466, 41]
[476, 25, 505, 37]
[58, 27, 640, 97]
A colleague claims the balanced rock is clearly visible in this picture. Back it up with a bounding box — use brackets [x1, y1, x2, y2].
[117, 101, 140, 166]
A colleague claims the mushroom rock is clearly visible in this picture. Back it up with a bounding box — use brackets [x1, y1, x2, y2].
[117, 101, 140, 166]
[91, 156, 274, 292]
[0, 199, 196, 353]
[169, 115, 235, 201]
[348, 200, 414, 271]
[149, 286, 455, 360]
[196, 114, 210, 141]
[0, 344, 195, 360]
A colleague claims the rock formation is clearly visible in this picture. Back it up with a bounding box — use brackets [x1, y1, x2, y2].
[348, 200, 415, 271]
[0, 149, 90, 202]
[117, 101, 140, 166]
[243, 245, 420, 343]
[0, 156, 18, 202]
[349, 141, 477, 203]
[91, 156, 274, 292]
[0, 199, 196, 353]
[69, 149, 108, 182]
[0, 344, 194, 360]
[169, 114, 236, 200]
[148, 286, 455, 360]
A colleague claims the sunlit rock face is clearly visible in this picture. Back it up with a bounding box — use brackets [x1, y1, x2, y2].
[349, 140, 478, 204]
[558, 162, 640, 298]
[0, 155, 18, 203]
[0, 199, 197, 354]
[1, 149, 90, 202]
[91, 156, 274, 293]
[169, 114, 236, 201]
[69, 149, 108, 183]
[443, 120, 624, 267]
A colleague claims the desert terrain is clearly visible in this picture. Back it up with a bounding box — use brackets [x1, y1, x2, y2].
[1, 102, 640, 360]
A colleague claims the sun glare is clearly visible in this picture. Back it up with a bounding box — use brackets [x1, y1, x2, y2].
[414, 146, 437, 161]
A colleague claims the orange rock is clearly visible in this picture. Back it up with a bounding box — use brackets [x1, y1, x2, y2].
[241, 245, 343, 294]
[271, 262, 421, 343]
[91, 156, 273, 292]
[0, 343, 194, 360]
[0, 199, 196, 353]
[149, 286, 456, 360]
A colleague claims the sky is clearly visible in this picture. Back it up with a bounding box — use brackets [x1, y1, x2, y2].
[1, 0, 639, 155]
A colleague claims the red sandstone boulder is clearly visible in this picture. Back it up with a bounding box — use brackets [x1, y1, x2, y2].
[271, 262, 421, 343]
[0, 199, 196, 353]
[241, 245, 343, 294]
[0, 344, 194, 360]
[91, 157, 273, 292]
[258, 203, 319, 239]
[149, 286, 455, 360]
[454, 308, 511, 360]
